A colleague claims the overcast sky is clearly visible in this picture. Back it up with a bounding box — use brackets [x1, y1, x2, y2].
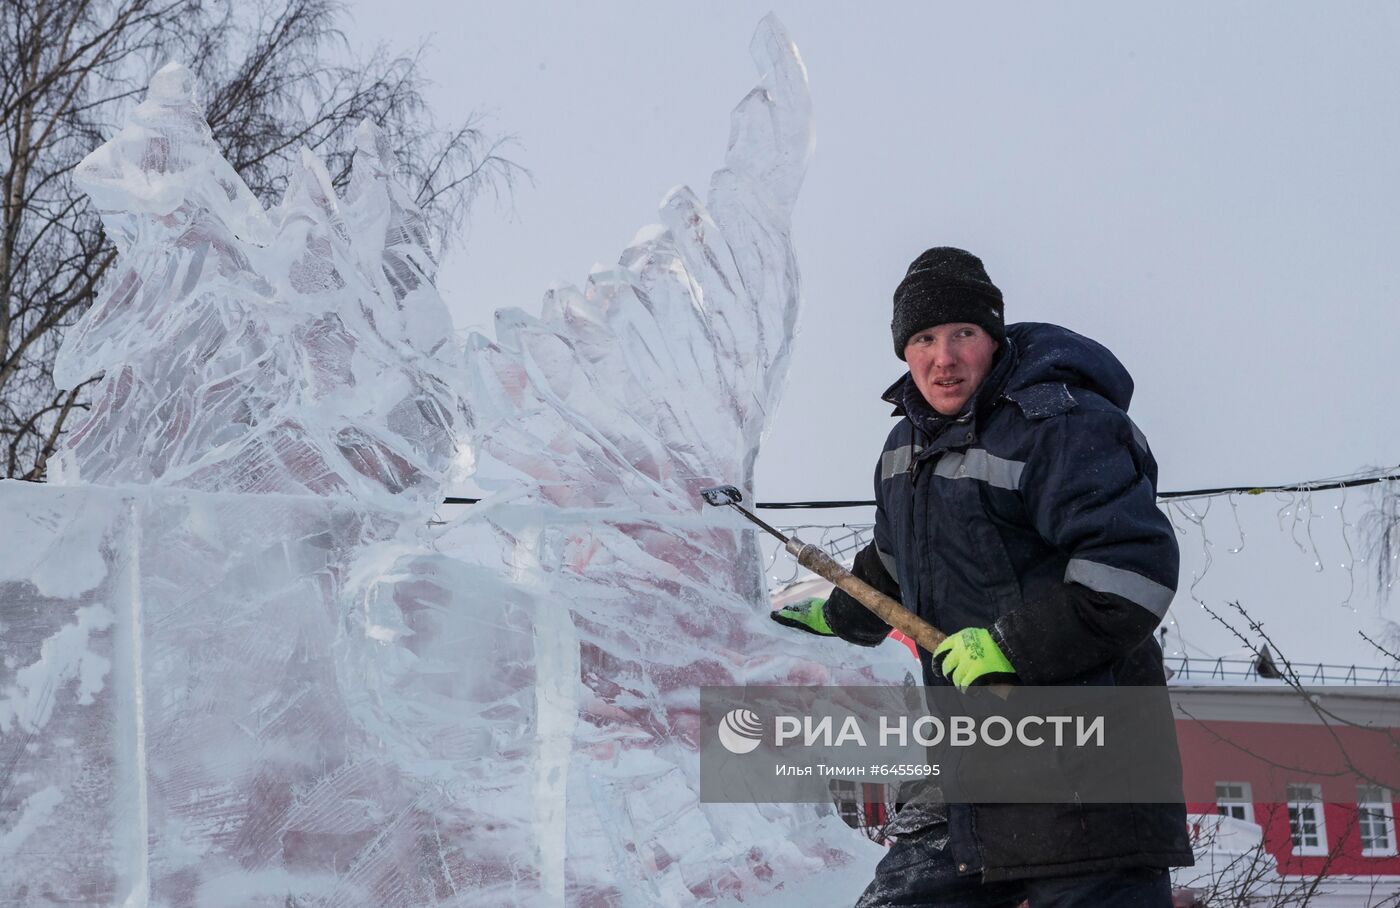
[345, 2, 1400, 661]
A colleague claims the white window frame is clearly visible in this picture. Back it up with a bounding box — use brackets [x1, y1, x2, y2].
[829, 779, 861, 827]
[1358, 785, 1398, 858]
[1287, 783, 1328, 857]
[1215, 781, 1254, 825]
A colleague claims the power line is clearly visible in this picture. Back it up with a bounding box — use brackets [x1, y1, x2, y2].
[441, 465, 1400, 509]
[16, 465, 1396, 509]
[1157, 469, 1400, 501]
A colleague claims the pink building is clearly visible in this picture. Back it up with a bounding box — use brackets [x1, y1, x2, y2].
[1170, 676, 1400, 905]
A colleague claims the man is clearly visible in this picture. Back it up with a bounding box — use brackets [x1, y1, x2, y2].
[771, 248, 1192, 906]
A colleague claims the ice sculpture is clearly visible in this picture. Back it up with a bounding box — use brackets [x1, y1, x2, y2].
[1, 16, 902, 907]
[5, 57, 481, 906]
[434, 15, 903, 904]
[52, 62, 460, 510]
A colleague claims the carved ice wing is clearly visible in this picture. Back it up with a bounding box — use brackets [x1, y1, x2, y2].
[465, 15, 811, 508]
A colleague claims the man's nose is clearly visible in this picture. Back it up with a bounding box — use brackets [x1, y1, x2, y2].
[931, 341, 958, 368]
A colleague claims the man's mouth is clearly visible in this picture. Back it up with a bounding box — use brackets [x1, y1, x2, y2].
[933, 378, 962, 389]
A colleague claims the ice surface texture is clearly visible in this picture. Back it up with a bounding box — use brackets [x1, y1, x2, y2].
[1, 16, 900, 907]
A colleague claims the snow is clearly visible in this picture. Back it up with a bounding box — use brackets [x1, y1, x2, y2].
[0, 16, 911, 906]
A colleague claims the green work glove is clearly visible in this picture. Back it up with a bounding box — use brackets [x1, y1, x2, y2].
[770, 597, 834, 637]
[932, 628, 1016, 692]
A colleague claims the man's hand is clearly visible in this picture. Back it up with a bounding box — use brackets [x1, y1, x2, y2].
[932, 628, 1016, 692]
[770, 597, 835, 636]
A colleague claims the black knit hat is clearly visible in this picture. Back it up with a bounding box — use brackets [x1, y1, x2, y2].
[891, 247, 1005, 359]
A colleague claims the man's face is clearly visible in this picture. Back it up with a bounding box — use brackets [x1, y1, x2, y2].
[903, 322, 999, 416]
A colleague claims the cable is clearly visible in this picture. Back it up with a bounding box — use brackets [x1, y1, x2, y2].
[1158, 468, 1400, 501]
[18, 465, 1398, 509]
[440, 466, 1400, 509]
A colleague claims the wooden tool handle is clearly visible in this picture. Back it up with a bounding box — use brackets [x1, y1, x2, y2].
[787, 538, 949, 653]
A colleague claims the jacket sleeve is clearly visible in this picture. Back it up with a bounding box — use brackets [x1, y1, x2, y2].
[990, 407, 1178, 684]
[822, 455, 902, 646]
